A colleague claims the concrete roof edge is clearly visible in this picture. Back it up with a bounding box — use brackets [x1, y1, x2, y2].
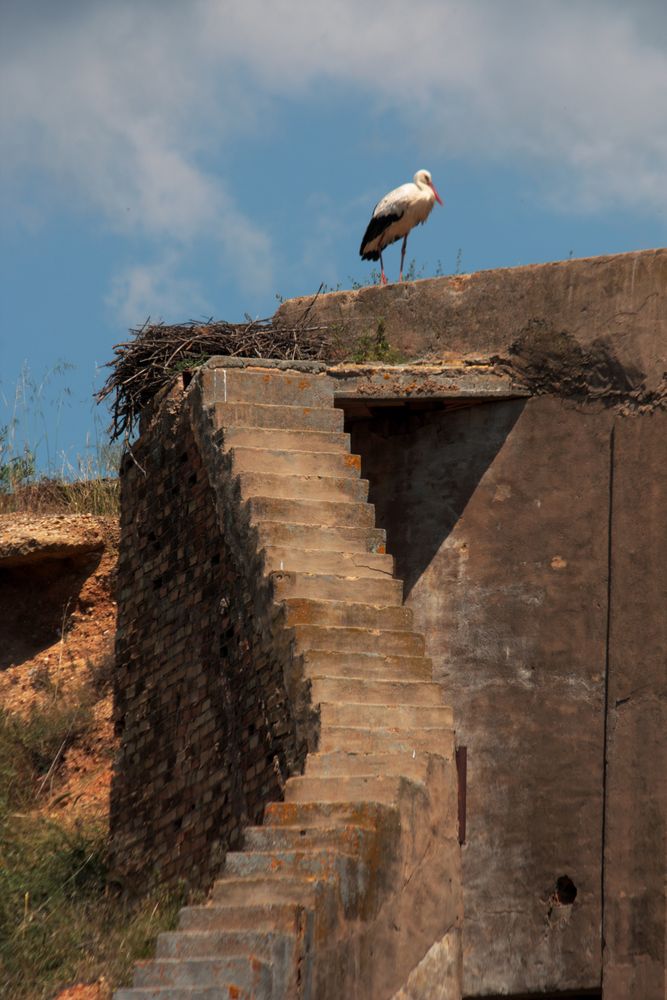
[274, 246, 667, 314]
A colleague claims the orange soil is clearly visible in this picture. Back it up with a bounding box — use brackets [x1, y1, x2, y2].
[0, 514, 119, 824]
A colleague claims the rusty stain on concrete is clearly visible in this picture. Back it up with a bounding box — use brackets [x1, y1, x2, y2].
[492, 484, 512, 503]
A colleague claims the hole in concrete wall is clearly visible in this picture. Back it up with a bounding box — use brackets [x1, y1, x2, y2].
[555, 874, 577, 905]
[543, 874, 579, 926]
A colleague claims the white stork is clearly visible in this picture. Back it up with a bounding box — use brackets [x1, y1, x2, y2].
[359, 169, 443, 284]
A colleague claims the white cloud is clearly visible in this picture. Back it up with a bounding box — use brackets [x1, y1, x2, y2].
[1, 0, 666, 322]
[200, 0, 667, 214]
[106, 252, 210, 327]
[0, 1, 275, 319]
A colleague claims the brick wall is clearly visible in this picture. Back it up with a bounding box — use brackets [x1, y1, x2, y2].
[110, 381, 307, 890]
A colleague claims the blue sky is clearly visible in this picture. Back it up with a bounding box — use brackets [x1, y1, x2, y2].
[1, 0, 666, 472]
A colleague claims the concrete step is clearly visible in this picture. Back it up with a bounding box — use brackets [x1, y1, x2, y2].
[220, 849, 377, 926]
[294, 625, 425, 656]
[221, 425, 350, 453]
[239, 470, 369, 503]
[213, 400, 343, 432]
[284, 773, 420, 805]
[272, 571, 402, 605]
[206, 368, 333, 407]
[223, 848, 363, 886]
[243, 823, 376, 855]
[249, 496, 375, 528]
[285, 598, 411, 630]
[306, 750, 450, 780]
[256, 521, 386, 554]
[209, 874, 346, 928]
[318, 726, 455, 754]
[263, 546, 394, 578]
[133, 956, 271, 993]
[310, 677, 445, 707]
[156, 928, 291, 961]
[179, 902, 309, 936]
[116, 989, 250, 1000]
[264, 799, 399, 831]
[210, 875, 324, 907]
[302, 649, 432, 680]
[320, 701, 454, 729]
[231, 446, 361, 479]
[153, 930, 298, 998]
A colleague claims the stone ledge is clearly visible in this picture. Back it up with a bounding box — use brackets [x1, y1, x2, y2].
[202, 357, 529, 401]
[0, 513, 106, 567]
[205, 355, 329, 373]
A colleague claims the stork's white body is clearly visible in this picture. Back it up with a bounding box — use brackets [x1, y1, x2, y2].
[359, 169, 443, 283]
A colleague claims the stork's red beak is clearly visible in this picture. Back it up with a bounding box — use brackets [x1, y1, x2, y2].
[431, 182, 443, 206]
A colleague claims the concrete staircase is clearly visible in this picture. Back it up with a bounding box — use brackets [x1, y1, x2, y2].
[115, 364, 460, 1000]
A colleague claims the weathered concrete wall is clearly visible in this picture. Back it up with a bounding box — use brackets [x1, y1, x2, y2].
[110, 384, 305, 890]
[603, 412, 667, 1000]
[346, 397, 612, 995]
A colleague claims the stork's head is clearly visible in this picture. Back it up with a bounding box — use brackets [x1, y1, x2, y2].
[414, 169, 443, 205]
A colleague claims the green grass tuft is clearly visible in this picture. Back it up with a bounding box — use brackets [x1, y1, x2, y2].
[351, 319, 404, 364]
[0, 678, 186, 998]
[0, 811, 186, 999]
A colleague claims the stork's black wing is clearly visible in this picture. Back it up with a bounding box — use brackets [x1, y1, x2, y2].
[359, 210, 403, 260]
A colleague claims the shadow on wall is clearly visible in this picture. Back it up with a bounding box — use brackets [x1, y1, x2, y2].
[345, 399, 526, 597]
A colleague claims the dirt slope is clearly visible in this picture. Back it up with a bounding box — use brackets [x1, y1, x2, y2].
[0, 512, 118, 829]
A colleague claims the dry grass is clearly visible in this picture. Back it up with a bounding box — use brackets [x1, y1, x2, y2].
[0, 478, 119, 516]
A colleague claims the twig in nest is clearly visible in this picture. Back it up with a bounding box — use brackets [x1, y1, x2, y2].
[96, 298, 337, 441]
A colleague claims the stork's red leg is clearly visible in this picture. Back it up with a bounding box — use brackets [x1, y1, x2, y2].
[379, 250, 387, 285]
[399, 235, 408, 282]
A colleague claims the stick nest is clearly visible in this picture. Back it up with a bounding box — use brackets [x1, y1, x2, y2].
[97, 295, 337, 441]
